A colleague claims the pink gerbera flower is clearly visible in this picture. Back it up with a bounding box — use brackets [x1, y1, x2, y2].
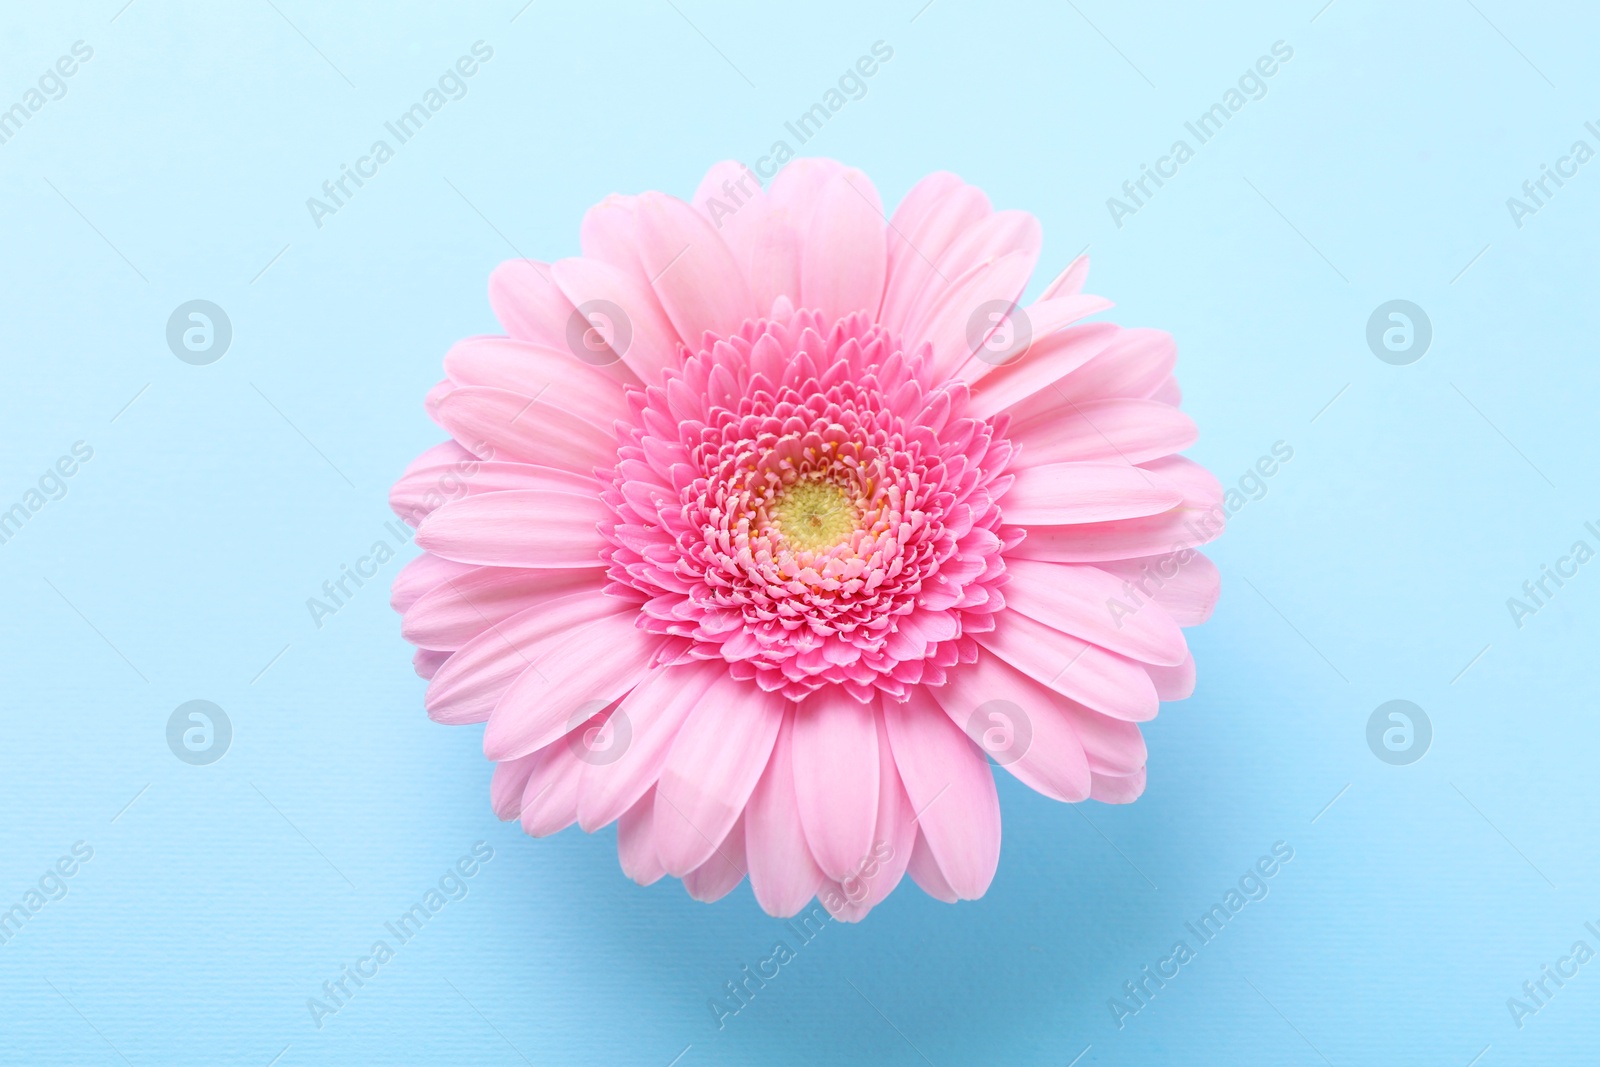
[390, 159, 1223, 920]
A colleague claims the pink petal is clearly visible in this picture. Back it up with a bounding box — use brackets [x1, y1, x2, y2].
[792, 687, 881, 882]
[484, 612, 667, 761]
[617, 787, 666, 886]
[745, 707, 827, 918]
[1006, 398, 1197, 468]
[551, 257, 683, 384]
[692, 160, 770, 270]
[1090, 767, 1147, 804]
[1004, 457, 1224, 563]
[905, 829, 959, 903]
[1097, 551, 1221, 627]
[682, 814, 749, 903]
[1146, 654, 1196, 700]
[975, 611, 1159, 723]
[928, 648, 1094, 803]
[901, 210, 1040, 334]
[883, 689, 1000, 900]
[490, 754, 538, 820]
[653, 673, 784, 877]
[634, 191, 756, 347]
[965, 322, 1119, 420]
[391, 552, 476, 614]
[415, 489, 607, 569]
[424, 593, 629, 725]
[800, 170, 887, 324]
[1002, 557, 1189, 667]
[444, 336, 632, 427]
[487, 259, 572, 349]
[403, 566, 605, 651]
[413, 648, 449, 680]
[879, 172, 991, 333]
[576, 659, 724, 832]
[955, 293, 1114, 385]
[519, 737, 588, 837]
[433, 386, 616, 471]
[1010, 328, 1175, 422]
[1006, 462, 1183, 526]
[904, 251, 1036, 383]
[1040, 254, 1091, 300]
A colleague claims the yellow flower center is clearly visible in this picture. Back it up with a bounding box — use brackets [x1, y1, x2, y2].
[770, 479, 858, 552]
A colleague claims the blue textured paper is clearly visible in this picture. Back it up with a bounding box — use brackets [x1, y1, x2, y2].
[2, 1, 1597, 1064]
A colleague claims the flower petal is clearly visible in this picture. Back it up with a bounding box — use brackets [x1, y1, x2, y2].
[883, 689, 1000, 900]
[415, 489, 607, 569]
[484, 611, 668, 761]
[1005, 462, 1183, 526]
[745, 707, 827, 918]
[653, 673, 784, 877]
[800, 169, 887, 324]
[792, 687, 881, 882]
[576, 658, 724, 832]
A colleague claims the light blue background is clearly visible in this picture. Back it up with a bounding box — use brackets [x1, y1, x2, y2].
[2, 0, 1596, 1063]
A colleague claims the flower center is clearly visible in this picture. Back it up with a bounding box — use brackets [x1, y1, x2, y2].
[768, 477, 859, 553]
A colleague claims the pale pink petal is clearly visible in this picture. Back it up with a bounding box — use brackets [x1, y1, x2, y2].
[491, 754, 539, 820]
[403, 566, 605, 651]
[520, 737, 589, 837]
[634, 191, 756, 346]
[1040, 253, 1091, 300]
[433, 386, 616, 471]
[879, 172, 991, 333]
[1002, 557, 1188, 667]
[1147, 654, 1196, 700]
[444, 335, 632, 425]
[576, 659, 724, 831]
[928, 649, 1094, 803]
[800, 170, 887, 324]
[1005, 462, 1183, 526]
[745, 708, 827, 918]
[904, 250, 1036, 382]
[413, 649, 449, 680]
[792, 687, 881, 881]
[653, 674, 784, 877]
[1090, 767, 1147, 804]
[882, 689, 1000, 900]
[1006, 398, 1197, 468]
[905, 829, 959, 903]
[424, 594, 631, 725]
[1097, 551, 1221, 627]
[965, 322, 1119, 420]
[551, 257, 683, 384]
[391, 552, 477, 614]
[617, 787, 666, 886]
[484, 613, 669, 761]
[415, 490, 607, 569]
[683, 814, 748, 903]
[975, 611, 1160, 723]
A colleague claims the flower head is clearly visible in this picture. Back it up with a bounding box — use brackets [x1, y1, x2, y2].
[392, 159, 1222, 920]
